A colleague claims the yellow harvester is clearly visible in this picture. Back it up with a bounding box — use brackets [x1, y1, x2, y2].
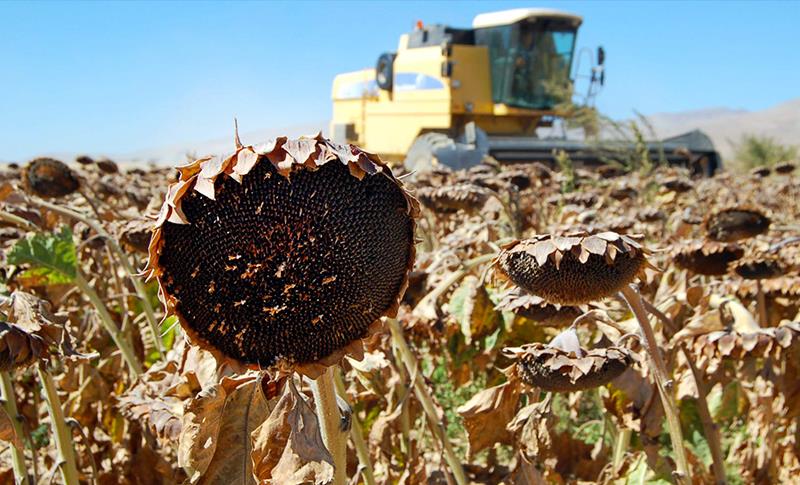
[331, 8, 720, 174]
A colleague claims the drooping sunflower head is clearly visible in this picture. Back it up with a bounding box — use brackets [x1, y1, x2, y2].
[704, 206, 770, 242]
[732, 254, 787, 280]
[503, 328, 633, 392]
[673, 240, 744, 276]
[495, 231, 653, 306]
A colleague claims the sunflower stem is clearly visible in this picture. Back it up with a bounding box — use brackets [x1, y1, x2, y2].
[37, 364, 80, 485]
[392, 338, 412, 454]
[75, 272, 143, 377]
[612, 427, 631, 474]
[311, 367, 347, 485]
[0, 371, 29, 485]
[0, 210, 38, 231]
[333, 368, 376, 485]
[619, 285, 691, 484]
[32, 199, 164, 359]
[756, 280, 768, 326]
[643, 302, 727, 485]
[644, 303, 728, 484]
[387, 318, 468, 485]
[685, 356, 727, 484]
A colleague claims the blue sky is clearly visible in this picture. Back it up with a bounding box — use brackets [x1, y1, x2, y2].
[1, 0, 797, 161]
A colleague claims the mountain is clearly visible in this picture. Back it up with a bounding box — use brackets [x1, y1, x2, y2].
[642, 98, 800, 161]
[8, 99, 798, 167]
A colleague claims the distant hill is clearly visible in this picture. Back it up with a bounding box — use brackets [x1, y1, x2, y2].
[8, 99, 798, 167]
[642, 98, 800, 161]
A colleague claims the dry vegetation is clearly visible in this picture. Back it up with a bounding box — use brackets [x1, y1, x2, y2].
[0, 137, 798, 485]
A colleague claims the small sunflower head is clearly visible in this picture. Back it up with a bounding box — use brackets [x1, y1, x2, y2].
[774, 161, 796, 175]
[416, 183, 494, 213]
[494, 290, 583, 327]
[673, 240, 744, 275]
[503, 328, 633, 392]
[496, 231, 651, 305]
[22, 157, 80, 198]
[732, 255, 787, 280]
[495, 232, 653, 306]
[704, 206, 770, 242]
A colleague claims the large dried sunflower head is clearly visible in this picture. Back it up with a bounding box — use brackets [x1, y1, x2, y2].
[496, 232, 652, 305]
[704, 206, 770, 242]
[22, 157, 80, 198]
[673, 240, 744, 276]
[415, 183, 494, 213]
[147, 135, 418, 376]
[503, 329, 633, 392]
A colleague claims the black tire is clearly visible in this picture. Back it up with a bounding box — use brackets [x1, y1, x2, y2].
[376, 53, 395, 91]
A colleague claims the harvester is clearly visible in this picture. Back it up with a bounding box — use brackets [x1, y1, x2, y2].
[331, 8, 720, 175]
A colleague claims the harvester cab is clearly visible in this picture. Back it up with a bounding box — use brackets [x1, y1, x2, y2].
[331, 8, 719, 175]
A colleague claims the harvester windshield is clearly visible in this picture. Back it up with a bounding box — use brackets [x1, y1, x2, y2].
[475, 19, 577, 110]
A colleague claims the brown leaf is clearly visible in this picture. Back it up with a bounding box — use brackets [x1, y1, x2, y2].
[450, 275, 501, 343]
[3, 291, 87, 361]
[179, 373, 275, 484]
[368, 398, 404, 461]
[0, 405, 22, 449]
[456, 381, 520, 458]
[251, 381, 334, 485]
[503, 453, 546, 485]
[178, 383, 227, 481]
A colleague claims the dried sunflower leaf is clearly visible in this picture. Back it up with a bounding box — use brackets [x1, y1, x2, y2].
[180, 374, 274, 484]
[456, 381, 520, 458]
[259, 383, 335, 485]
[0, 406, 22, 449]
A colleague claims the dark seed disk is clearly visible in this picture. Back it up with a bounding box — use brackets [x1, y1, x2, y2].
[158, 159, 414, 367]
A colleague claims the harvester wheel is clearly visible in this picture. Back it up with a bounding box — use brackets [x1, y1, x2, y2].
[404, 129, 488, 174]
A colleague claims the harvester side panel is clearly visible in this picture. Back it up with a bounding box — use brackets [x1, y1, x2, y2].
[362, 46, 453, 159]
